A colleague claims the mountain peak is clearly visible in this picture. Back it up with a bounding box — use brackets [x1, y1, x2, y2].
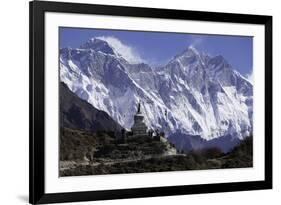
[80, 38, 116, 56]
[208, 55, 230, 68]
[181, 45, 200, 57]
[171, 46, 201, 61]
[187, 45, 199, 54]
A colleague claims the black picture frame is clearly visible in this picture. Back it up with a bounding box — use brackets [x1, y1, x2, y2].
[29, 1, 272, 204]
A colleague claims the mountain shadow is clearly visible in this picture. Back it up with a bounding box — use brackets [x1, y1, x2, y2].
[168, 131, 241, 153]
[60, 82, 123, 134]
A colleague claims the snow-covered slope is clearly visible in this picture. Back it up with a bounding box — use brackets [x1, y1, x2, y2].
[60, 38, 253, 151]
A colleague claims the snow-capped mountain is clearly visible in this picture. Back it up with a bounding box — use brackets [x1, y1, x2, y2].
[60, 37, 253, 151]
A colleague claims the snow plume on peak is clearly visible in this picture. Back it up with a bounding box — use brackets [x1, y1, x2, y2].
[96, 36, 144, 64]
[189, 35, 204, 47]
[246, 71, 253, 83]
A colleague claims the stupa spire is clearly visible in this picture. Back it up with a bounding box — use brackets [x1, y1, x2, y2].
[137, 101, 141, 113]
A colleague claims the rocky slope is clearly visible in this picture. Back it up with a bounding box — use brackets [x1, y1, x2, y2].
[60, 81, 123, 134]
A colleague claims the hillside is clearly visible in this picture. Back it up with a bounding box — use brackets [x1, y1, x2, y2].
[60, 127, 177, 176]
[60, 127, 252, 176]
[60, 82, 123, 134]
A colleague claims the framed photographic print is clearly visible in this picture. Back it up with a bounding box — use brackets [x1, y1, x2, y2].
[29, 0, 272, 204]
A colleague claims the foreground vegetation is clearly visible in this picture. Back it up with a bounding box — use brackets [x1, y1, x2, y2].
[59, 127, 253, 176]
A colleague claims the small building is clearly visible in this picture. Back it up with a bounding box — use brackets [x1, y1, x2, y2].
[131, 102, 148, 138]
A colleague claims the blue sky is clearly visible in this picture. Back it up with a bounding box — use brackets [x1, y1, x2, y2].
[60, 27, 253, 77]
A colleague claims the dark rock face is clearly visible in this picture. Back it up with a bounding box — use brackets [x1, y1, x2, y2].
[60, 82, 123, 133]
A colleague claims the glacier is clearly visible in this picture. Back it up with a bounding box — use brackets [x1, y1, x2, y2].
[60, 38, 253, 151]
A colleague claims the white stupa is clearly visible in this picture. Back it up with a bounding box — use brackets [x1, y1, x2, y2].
[131, 102, 148, 138]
